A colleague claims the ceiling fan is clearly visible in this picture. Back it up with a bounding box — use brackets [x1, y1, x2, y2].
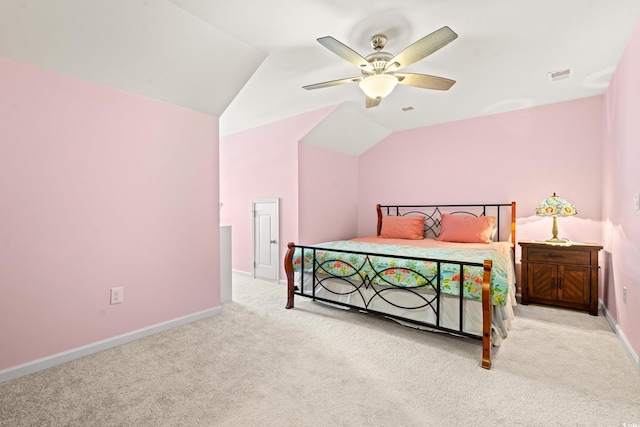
[303, 26, 458, 108]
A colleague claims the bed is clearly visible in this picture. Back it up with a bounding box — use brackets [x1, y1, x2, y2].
[284, 202, 517, 369]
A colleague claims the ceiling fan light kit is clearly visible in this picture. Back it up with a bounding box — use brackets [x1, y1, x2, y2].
[304, 26, 458, 108]
[359, 74, 398, 99]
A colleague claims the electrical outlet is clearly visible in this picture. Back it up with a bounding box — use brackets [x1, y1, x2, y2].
[634, 194, 640, 211]
[110, 287, 124, 304]
[623, 287, 627, 304]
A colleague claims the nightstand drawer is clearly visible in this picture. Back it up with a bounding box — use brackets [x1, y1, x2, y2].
[527, 247, 591, 265]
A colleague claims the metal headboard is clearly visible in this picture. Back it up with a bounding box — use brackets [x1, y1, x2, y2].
[376, 202, 516, 246]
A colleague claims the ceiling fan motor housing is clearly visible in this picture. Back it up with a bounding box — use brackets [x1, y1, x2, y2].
[363, 51, 394, 76]
[363, 34, 395, 75]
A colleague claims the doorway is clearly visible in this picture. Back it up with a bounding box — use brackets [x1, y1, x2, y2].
[252, 199, 279, 282]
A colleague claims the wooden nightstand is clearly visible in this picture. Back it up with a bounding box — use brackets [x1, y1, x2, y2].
[519, 241, 603, 316]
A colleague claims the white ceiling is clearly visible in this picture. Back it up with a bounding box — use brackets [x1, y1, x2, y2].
[2, 1, 640, 154]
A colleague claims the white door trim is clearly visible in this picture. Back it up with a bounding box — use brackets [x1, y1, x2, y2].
[251, 198, 280, 283]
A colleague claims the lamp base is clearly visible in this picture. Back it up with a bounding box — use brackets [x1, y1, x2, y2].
[547, 215, 563, 243]
[545, 237, 567, 243]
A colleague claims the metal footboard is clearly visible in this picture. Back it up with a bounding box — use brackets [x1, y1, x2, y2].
[285, 243, 494, 368]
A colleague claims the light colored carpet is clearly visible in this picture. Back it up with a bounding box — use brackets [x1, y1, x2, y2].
[1, 274, 639, 426]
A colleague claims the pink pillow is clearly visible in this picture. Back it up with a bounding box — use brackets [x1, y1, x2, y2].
[379, 216, 424, 240]
[436, 214, 496, 243]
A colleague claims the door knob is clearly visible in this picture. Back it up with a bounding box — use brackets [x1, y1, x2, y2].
[270, 240, 277, 244]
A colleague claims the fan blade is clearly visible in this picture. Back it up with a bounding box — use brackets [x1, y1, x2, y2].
[303, 76, 362, 90]
[317, 36, 374, 72]
[385, 26, 458, 72]
[395, 73, 456, 91]
[365, 96, 381, 108]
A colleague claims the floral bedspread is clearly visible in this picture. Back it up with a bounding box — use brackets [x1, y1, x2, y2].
[291, 240, 511, 306]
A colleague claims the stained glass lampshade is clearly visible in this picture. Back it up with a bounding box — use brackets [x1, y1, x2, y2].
[535, 193, 577, 242]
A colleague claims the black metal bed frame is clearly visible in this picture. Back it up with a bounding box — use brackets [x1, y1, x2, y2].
[284, 202, 516, 369]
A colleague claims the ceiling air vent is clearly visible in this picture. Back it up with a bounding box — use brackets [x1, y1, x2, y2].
[548, 68, 572, 82]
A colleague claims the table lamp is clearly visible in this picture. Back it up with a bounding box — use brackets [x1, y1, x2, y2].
[535, 193, 577, 242]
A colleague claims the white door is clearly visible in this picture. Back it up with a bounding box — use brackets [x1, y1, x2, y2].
[252, 199, 279, 282]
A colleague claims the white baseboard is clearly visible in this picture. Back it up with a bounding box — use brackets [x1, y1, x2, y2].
[0, 305, 223, 384]
[600, 299, 640, 372]
[232, 269, 252, 277]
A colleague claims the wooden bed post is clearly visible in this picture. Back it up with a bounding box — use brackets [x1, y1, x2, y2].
[481, 259, 493, 369]
[376, 204, 382, 236]
[285, 242, 296, 309]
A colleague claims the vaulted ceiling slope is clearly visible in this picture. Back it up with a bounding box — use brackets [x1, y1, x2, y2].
[0, 0, 265, 118]
[2, 1, 640, 153]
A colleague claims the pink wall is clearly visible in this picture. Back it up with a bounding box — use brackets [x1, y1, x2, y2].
[219, 107, 335, 276]
[358, 97, 604, 246]
[602, 18, 640, 358]
[0, 57, 220, 370]
[298, 143, 359, 244]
